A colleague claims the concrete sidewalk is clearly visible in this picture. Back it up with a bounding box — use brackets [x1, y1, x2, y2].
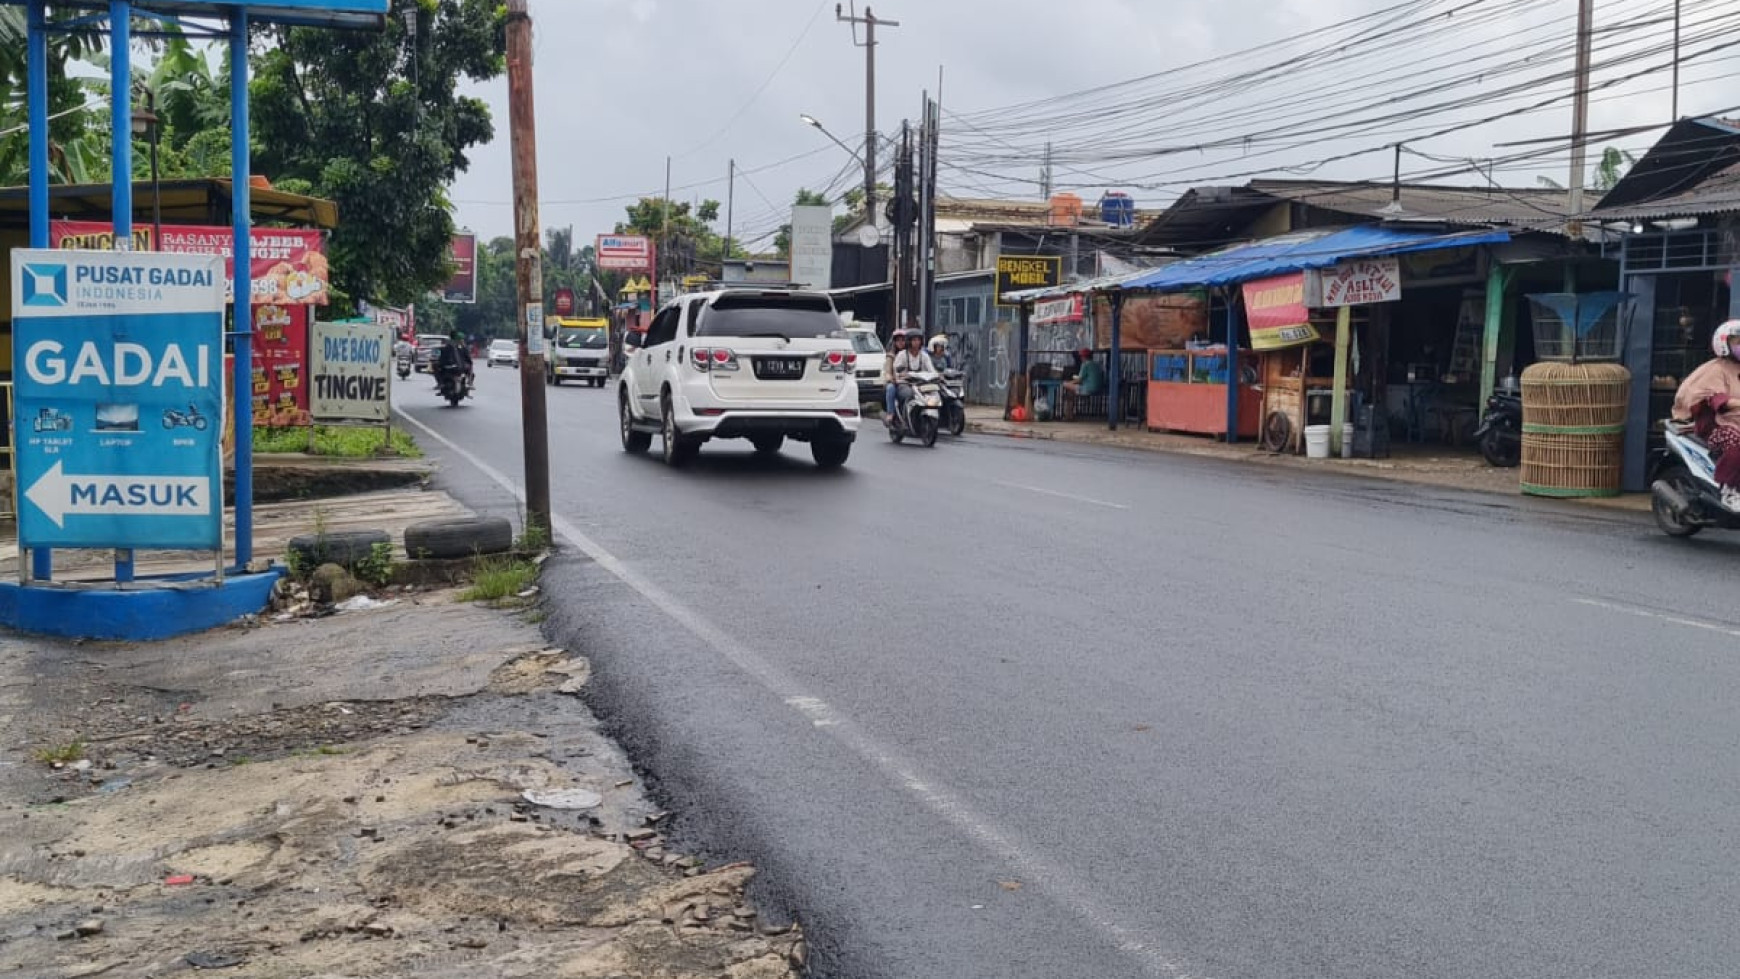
[964, 406, 1651, 514]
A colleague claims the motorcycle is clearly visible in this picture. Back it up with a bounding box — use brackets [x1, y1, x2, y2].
[435, 366, 474, 407]
[1472, 377, 1521, 468]
[939, 368, 967, 437]
[397, 351, 413, 380]
[1650, 418, 1740, 537]
[887, 371, 943, 447]
[162, 405, 209, 431]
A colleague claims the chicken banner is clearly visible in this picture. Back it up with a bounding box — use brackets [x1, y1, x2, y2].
[50, 220, 330, 305]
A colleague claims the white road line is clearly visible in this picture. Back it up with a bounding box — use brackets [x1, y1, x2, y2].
[1574, 597, 1740, 640]
[395, 408, 1204, 979]
[993, 480, 1129, 510]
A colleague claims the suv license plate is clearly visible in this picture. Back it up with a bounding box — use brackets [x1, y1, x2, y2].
[755, 357, 806, 379]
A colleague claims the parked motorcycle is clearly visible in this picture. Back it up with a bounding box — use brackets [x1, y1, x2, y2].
[1651, 419, 1740, 537]
[1473, 377, 1521, 468]
[887, 371, 943, 447]
[162, 405, 209, 431]
[435, 367, 474, 407]
[939, 368, 967, 437]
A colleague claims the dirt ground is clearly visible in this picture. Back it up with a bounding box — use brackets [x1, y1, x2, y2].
[0, 584, 803, 978]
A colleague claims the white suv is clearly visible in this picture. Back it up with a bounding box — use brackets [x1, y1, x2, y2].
[618, 289, 861, 468]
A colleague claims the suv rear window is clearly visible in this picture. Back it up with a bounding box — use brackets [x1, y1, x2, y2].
[696, 293, 842, 339]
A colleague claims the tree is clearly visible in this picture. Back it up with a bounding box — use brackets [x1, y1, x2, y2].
[250, 0, 505, 309]
[1535, 146, 1636, 194]
[617, 196, 742, 276]
[0, 7, 108, 185]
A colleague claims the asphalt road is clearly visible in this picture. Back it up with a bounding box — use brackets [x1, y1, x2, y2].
[396, 366, 1740, 979]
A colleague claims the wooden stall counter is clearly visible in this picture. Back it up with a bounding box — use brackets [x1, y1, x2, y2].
[1146, 349, 1262, 438]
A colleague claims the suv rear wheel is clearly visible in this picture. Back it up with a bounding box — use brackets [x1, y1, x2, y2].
[811, 438, 851, 470]
[661, 394, 699, 467]
[620, 392, 651, 454]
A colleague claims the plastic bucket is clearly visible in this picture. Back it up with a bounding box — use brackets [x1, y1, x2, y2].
[1304, 424, 1331, 459]
[1341, 422, 1355, 459]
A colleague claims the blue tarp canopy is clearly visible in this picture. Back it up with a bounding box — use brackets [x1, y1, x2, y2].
[1120, 225, 1509, 292]
[0, 0, 389, 29]
[1008, 225, 1510, 303]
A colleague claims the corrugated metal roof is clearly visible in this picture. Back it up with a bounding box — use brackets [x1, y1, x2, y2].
[1248, 179, 1573, 228]
[1588, 160, 1740, 221]
[1008, 226, 1507, 298]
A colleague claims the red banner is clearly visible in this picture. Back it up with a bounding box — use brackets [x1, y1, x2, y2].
[554, 287, 575, 316]
[49, 220, 330, 305]
[440, 233, 477, 303]
[1241, 273, 1319, 351]
[252, 304, 311, 428]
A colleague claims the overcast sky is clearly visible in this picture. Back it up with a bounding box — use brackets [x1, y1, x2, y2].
[447, 0, 1737, 247]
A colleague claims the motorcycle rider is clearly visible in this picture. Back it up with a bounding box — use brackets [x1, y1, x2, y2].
[435, 331, 474, 392]
[1672, 319, 1740, 508]
[928, 335, 953, 371]
[891, 329, 937, 425]
[883, 327, 908, 419]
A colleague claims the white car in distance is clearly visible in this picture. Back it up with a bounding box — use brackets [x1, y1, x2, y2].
[486, 338, 518, 368]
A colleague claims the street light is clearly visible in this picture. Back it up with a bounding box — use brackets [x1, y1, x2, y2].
[800, 113, 865, 168]
[129, 88, 161, 249]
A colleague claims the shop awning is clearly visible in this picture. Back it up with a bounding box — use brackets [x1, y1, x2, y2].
[1118, 225, 1509, 292]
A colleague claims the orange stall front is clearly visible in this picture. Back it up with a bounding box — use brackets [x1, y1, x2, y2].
[1146, 349, 1262, 438]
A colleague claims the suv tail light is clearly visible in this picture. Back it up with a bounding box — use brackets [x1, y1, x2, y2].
[820, 350, 858, 373]
[690, 347, 740, 372]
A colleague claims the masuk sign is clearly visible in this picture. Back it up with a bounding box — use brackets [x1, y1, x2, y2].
[10, 249, 227, 550]
[310, 320, 393, 424]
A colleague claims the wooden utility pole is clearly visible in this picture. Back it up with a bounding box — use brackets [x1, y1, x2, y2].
[1566, 0, 1594, 236]
[838, 4, 897, 225]
[725, 158, 735, 271]
[506, 0, 550, 539]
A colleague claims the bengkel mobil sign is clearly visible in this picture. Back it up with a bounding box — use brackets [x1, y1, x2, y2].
[596, 234, 654, 272]
[1310, 256, 1402, 308]
[1241, 272, 1320, 351]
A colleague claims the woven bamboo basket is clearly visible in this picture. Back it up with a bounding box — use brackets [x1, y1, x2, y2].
[1519, 362, 1630, 498]
[1519, 361, 1631, 429]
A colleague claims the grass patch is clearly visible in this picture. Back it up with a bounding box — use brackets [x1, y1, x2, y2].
[254, 425, 421, 459]
[461, 556, 539, 603]
[34, 741, 87, 766]
[292, 745, 348, 759]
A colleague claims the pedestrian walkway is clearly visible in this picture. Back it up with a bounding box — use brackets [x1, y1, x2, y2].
[964, 406, 1650, 513]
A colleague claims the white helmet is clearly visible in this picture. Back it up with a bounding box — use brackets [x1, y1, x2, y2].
[929, 335, 948, 351]
[1714, 320, 1740, 359]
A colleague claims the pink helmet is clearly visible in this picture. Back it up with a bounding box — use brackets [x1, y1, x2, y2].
[1713, 320, 1740, 359]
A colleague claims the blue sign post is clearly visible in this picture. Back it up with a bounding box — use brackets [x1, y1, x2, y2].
[11, 250, 227, 554]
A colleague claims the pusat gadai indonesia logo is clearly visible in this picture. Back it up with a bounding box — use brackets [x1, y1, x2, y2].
[22, 263, 68, 307]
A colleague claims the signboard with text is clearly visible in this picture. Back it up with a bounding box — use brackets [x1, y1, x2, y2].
[1033, 295, 1084, 325]
[252, 304, 311, 427]
[1242, 272, 1320, 351]
[310, 320, 393, 424]
[789, 205, 834, 292]
[440, 233, 477, 303]
[1312, 257, 1402, 308]
[10, 249, 227, 550]
[50, 220, 329, 305]
[596, 234, 654, 272]
[996, 255, 1062, 306]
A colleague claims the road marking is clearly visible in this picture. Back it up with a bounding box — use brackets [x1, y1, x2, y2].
[992, 480, 1128, 510]
[1574, 597, 1740, 640]
[395, 408, 1204, 979]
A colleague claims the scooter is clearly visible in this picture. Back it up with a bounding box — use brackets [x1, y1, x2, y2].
[435, 367, 474, 407]
[162, 405, 209, 431]
[1473, 377, 1521, 468]
[939, 368, 967, 437]
[887, 371, 944, 447]
[1651, 419, 1740, 537]
[397, 351, 413, 380]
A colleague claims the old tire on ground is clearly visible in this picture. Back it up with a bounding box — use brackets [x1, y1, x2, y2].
[288, 529, 392, 570]
[404, 516, 515, 560]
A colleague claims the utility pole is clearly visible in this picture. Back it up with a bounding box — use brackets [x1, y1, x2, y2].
[838, 4, 897, 227]
[1671, 0, 1682, 121]
[661, 155, 671, 300]
[1040, 141, 1052, 199]
[892, 120, 914, 334]
[1566, 0, 1594, 236]
[506, 0, 550, 540]
[916, 90, 939, 334]
[725, 158, 734, 274]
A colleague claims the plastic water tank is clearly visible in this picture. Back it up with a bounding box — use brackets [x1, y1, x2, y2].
[1100, 192, 1135, 227]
